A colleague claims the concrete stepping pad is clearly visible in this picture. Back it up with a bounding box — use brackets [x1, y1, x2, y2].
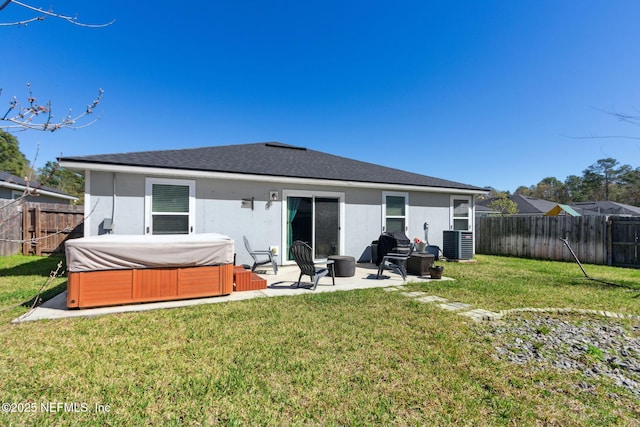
[438, 302, 473, 311]
[458, 308, 503, 322]
[400, 291, 429, 298]
[415, 295, 448, 303]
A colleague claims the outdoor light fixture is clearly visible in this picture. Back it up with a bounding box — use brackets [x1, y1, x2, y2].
[241, 197, 254, 210]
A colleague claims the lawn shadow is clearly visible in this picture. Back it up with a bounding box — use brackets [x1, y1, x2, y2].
[571, 276, 640, 296]
[0, 256, 66, 278]
[22, 281, 67, 309]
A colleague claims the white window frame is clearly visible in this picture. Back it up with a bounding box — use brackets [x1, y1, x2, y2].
[382, 191, 408, 233]
[450, 195, 472, 231]
[144, 177, 195, 235]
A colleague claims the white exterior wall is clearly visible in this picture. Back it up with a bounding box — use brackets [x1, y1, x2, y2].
[84, 170, 477, 267]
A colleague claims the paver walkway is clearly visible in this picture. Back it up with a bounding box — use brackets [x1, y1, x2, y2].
[385, 285, 503, 322]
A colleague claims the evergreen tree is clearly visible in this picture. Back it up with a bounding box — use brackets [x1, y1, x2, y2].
[0, 129, 29, 177]
[564, 175, 586, 202]
[38, 161, 85, 203]
[530, 177, 567, 203]
[618, 167, 640, 206]
[583, 158, 624, 201]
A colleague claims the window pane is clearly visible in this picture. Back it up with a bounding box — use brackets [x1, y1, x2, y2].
[152, 215, 189, 234]
[315, 197, 339, 258]
[386, 196, 405, 216]
[152, 184, 189, 213]
[386, 218, 405, 233]
[453, 199, 469, 217]
[453, 218, 469, 231]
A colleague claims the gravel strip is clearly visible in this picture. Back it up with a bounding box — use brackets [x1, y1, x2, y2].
[475, 314, 640, 396]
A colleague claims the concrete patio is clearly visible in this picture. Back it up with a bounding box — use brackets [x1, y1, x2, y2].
[13, 262, 449, 323]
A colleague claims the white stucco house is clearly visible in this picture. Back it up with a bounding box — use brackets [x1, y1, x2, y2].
[59, 142, 488, 266]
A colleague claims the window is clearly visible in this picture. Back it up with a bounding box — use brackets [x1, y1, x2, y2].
[382, 192, 408, 233]
[145, 178, 195, 234]
[450, 196, 471, 231]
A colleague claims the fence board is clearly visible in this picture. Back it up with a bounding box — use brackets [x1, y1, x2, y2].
[610, 217, 640, 268]
[476, 216, 610, 265]
[21, 202, 84, 256]
[1, 201, 84, 256]
[0, 200, 22, 256]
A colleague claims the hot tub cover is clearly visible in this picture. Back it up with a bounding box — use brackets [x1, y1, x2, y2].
[65, 233, 234, 272]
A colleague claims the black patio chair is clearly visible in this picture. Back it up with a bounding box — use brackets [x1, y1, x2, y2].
[243, 236, 278, 274]
[289, 240, 335, 290]
[376, 241, 415, 281]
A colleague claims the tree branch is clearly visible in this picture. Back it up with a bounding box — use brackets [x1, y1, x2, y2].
[1, 83, 103, 132]
[0, 0, 114, 27]
[561, 134, 640, 141]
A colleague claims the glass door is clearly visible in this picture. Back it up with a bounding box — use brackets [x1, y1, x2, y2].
[287, 196, 312, 257]
[314, 197, 340, 258]
[285, 192, 343, 261]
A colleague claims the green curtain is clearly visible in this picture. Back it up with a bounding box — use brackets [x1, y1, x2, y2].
[287, 197, 300, 259]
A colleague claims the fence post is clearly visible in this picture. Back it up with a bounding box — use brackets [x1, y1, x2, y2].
[607, 216, 612, 266]
[35, 204, 42, 256]
[22, 204, 29, 256]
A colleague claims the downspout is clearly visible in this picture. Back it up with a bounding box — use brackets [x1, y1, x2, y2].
[83, 170, 91, 237]
[472, 195, 477, 255]
[111, 173, 116, 233]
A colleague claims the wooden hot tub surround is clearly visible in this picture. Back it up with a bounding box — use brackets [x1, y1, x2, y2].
[65, 233, 235, 309]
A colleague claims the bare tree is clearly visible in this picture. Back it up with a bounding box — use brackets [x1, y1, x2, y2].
[0, 1, 109, 311]
[564, 107, 640, 141]
[1, 83, 104, 132]
[0, 0, 114, 27]
[1, 0, 111, 131]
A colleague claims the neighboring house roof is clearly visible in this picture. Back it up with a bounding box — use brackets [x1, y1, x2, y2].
[477, 195, 640, 217]
[475, 204, 496, 214]
[476, 194, 557, 215]
[0, 171, 77, 201]
[59, 142, 487, 192]
[545, 204, 581, 217]
[571, 201, 640, 216]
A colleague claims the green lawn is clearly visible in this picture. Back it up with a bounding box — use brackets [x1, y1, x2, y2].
[0, 254, 639, 426]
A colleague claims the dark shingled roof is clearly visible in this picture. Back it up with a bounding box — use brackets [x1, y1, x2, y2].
[477, 194, 557, 214]
[0, 171, 73, 198]
[59, 142, 486, 191]
[572, 201, 640, 216]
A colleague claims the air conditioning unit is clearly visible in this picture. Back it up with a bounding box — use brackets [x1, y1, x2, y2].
[443, 230, 473, 260]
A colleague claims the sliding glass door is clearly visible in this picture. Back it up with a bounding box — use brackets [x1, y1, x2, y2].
[314, 197, 340, 258]
[284, 191, 344, 260]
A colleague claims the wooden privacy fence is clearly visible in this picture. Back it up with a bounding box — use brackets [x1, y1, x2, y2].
[0, 201, 84, 256]
[475, 215, 640, 268]
[22, 203, 84, 256]
[609, 217, 640, 268]
[0, 200, 21, 256]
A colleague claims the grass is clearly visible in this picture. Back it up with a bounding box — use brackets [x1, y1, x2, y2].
[0, 254, 639, 425]
[0, 255, 67, 324]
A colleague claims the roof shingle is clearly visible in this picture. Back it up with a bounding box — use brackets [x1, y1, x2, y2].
[59, 142, 486, 191]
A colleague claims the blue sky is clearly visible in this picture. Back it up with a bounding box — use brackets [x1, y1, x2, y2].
[2, 0, 640, 192]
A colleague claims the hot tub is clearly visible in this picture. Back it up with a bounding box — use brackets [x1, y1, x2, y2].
[65, 233, 234, 309]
